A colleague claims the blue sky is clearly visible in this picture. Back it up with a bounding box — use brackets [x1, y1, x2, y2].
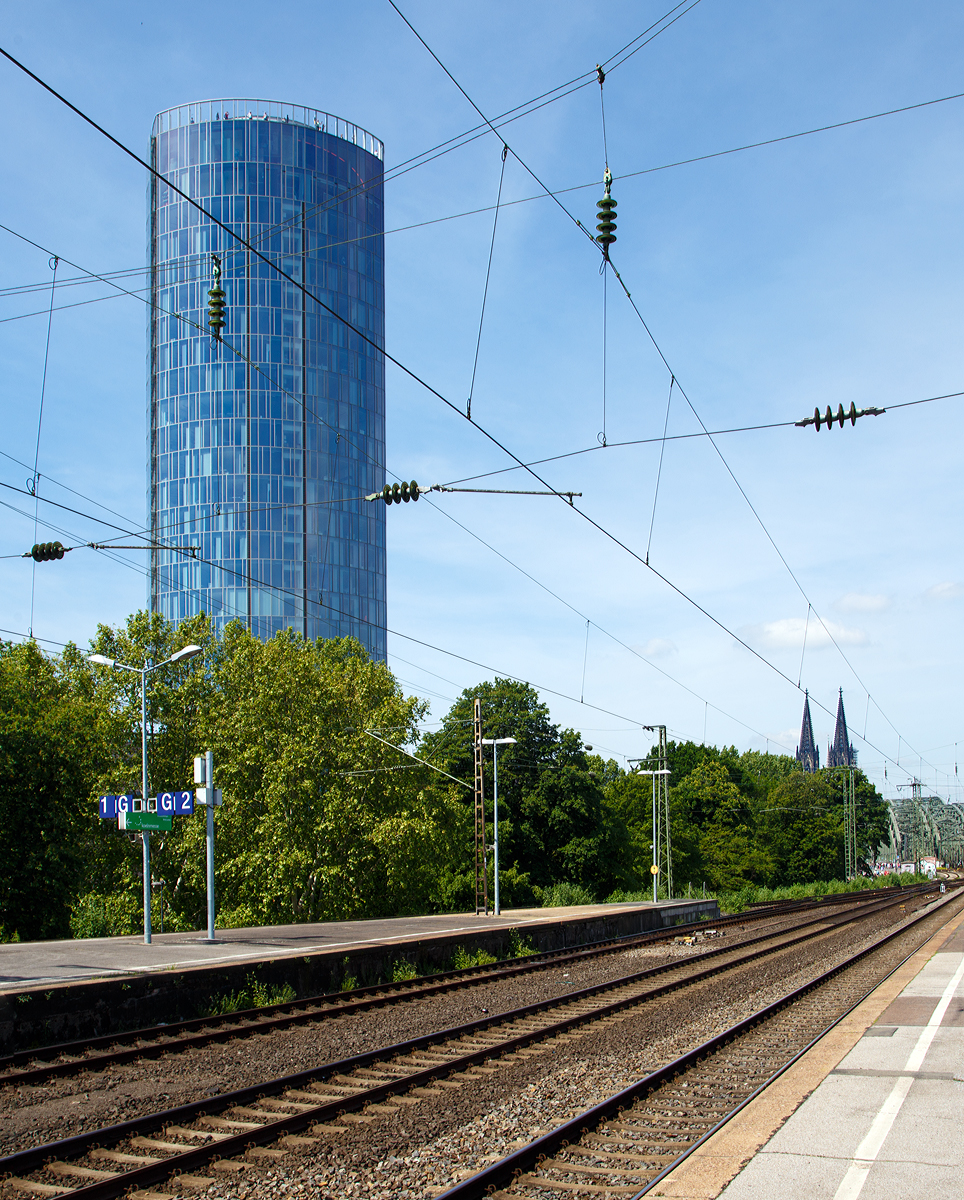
[1, 1, 962, 803]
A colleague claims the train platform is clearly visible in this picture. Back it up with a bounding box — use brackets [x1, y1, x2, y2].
[0, 898, 714, 992]
[650, 898, 964, 1199]
[0, 898, 717, 1053]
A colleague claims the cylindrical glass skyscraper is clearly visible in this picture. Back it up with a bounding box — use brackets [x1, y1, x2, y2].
[149, 99, 386, 659]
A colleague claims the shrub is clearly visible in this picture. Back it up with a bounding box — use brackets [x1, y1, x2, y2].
[215, 903, 261, 930]
[507, 927, 536, 957]
[392, 959, 418, 982]
[70, 891, 141, 938]
[538, 881, 595, 908]
[202, 973, 295, 1016]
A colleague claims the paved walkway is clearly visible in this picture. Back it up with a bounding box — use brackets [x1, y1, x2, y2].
[651, 894, 964, 1199]
[0, 900, 706, 991]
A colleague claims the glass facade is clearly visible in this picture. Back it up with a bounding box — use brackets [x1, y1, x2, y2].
[149, 98, 386, 658]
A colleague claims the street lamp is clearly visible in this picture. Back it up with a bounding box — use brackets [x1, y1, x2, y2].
[89, 644, 202, 944]
[633, 768, 672, 904]
[481, 737, 516, 916]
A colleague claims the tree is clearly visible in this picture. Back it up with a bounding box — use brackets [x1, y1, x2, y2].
[421, 680, 632, 900]
[0, 640, 106, 939]
[760, 772, 843, 884]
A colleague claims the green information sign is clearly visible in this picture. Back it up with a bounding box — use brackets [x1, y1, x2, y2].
[119, 811, 173, 832]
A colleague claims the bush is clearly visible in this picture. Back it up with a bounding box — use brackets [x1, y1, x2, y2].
[507, 927, 536, 957]
[604, 889, 651, 903]
[537, 881, 595, 907]
[202, 973, 296, 1016]
[392, 959, 418, 982]
[712, 872, 930, 913]
[215, 903, 261, 930]
[70, 891, 141, 938]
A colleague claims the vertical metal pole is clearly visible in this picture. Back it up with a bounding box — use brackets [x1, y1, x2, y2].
[141, 668, 151, 945]
[660, 726, 672, 899]
[206, 749, 215, 941]
[473, 698, 487, 914]
[493, 743, 500, 917]
[652, 772, 657, 905]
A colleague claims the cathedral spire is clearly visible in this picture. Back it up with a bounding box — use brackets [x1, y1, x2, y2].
[828, 688, 856, 767]
[796, 690, 820, 773]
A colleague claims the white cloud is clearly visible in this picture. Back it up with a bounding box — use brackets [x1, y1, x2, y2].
[835, 592, 889, 613]
[925, 582, 963, 602]
[634, 637, 677, 659]
[741, 616, 868, 650]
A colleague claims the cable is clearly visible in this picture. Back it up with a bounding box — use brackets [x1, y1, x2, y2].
[440, 388, 964, 486]
[5, 77, 963, 325]
[2, 49, 944, 775]
[28, 254, 58, 637]
[467, 143, 508, 422]
[645, 374, 674, 565]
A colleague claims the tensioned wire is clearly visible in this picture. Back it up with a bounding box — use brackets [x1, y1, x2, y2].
[6, 79, 964, 325]
[28, 253, 58, 637]
[0, 0, 701, 321]
[1, 461, 786, 750]
[1, 48, 950, 777]
[1, 199, 957, 772]
[384, 1, 948, 783]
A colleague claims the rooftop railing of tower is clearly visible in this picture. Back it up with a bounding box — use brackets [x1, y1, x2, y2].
[152, 99, 383, 160]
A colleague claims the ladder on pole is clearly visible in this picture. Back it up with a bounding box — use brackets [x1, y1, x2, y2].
[473, 697, 488, 914]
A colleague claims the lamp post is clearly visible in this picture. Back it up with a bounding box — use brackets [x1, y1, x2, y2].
[634, 769, 672, 904]
[481, 737, 516, 916]
[89, 644, 202, 944]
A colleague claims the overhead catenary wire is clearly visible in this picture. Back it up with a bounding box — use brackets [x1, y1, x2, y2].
[0, 238, 923, 772]
[0, 45, 945, 778]
[440, 388, 964, 487]
[645, 374, 674, 565]
[467, 143, 509, 421]
[4, 74, 964, 326]
[27, 254, 58, 638]
[377, 12, 942, 782]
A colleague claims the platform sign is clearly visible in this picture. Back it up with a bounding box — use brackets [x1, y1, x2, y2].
[99, 791, 192, 820]
[98, 794, 135, 819]
[158, 790, 194, 816]
[119, 810, 173, 832]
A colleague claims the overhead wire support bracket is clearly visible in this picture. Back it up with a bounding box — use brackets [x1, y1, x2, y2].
[795, 402, 886, 430]
[87, 542, 200, 556]
[364, 484, 581, 505]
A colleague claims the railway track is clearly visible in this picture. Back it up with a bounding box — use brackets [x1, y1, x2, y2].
[0, 887, 936, 1198]
[439, 887, 964, 1199]
[2, 884, 930, 1090]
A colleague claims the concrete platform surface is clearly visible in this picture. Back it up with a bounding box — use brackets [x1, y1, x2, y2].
[648, 895, 964, 1200]
[0, 899, 710, 991]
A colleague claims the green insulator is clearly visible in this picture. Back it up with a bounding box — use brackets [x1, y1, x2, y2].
[382, 484, 393, 504]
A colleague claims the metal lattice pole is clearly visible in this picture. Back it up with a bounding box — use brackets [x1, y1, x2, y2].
[473, 698, 488, 914]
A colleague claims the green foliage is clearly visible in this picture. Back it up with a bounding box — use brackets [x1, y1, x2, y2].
[215, 903, 261, 930]
[69, 890, 142, 938]
[420, 680, 633, 900]
[538, 880, 595, 907]
[1, 614, 895, 941]
[202, 974, 296, 1016]
[506, 927, 536, 957]
[713, 871, 929, 912]
[391, 959, 418, 982]
[0, 639, 110, 939]
[339, 957, 358, 992]
[451, 945, 498, 969]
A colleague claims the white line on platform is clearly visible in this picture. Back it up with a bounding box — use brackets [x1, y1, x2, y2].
[832, 951, 964, 1200]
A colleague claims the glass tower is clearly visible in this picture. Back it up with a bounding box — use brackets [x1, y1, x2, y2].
[149, 99, 386, 659]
